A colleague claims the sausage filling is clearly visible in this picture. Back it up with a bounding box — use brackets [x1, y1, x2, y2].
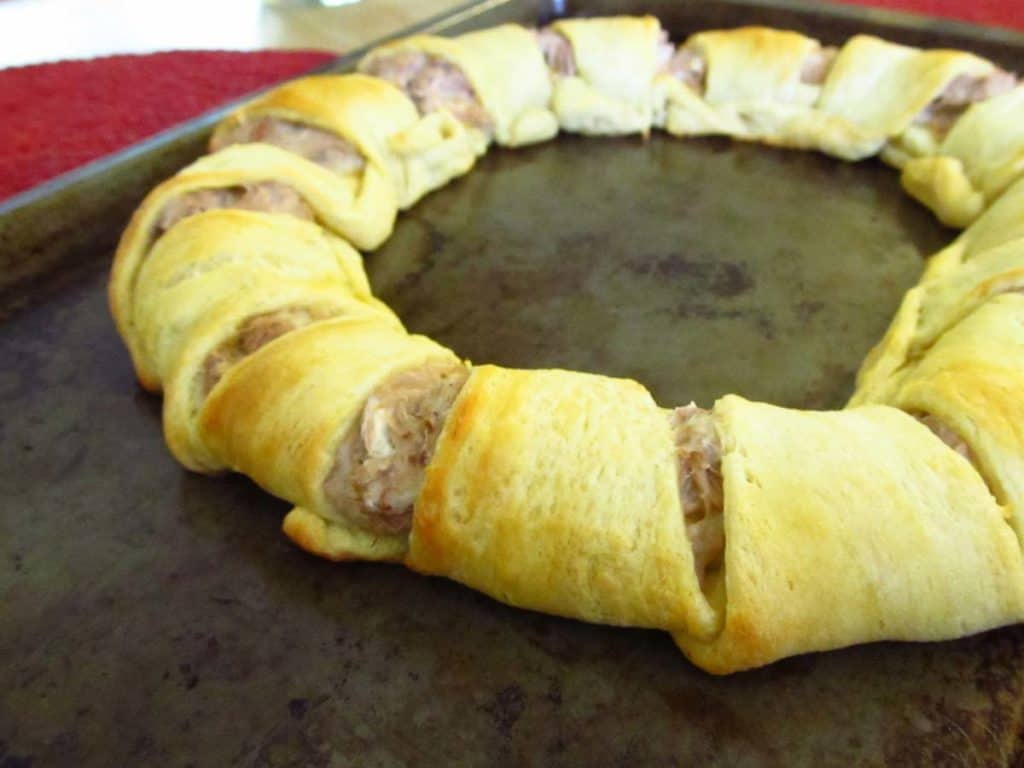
[663, 45, 706, 94]
[917, 413, 976, 465]
[913, 69, 1016, 137]
[669, 404, 725, 588]
[662, 43, 835, 96]
[800, 46, 837, 86]
[535, 28, 576, 77]
[209, 117, 366, 175]
[362, 52, 493, 131]
[323, 360, 469, 536]
[200, 306, 335, 397]
[537, 26, 675, 81]
[156, 181, 314, 236]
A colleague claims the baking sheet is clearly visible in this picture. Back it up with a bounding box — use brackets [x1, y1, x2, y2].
[4, 1, 1024, 765]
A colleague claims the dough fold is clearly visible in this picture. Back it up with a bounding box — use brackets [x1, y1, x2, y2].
[548, 16, 665, 135]
[137, 211, 400, 471]
[661, 27, 831, 146]
[673, 395, 1024, 674]
[407, 365, 721, 639]
[852, 293, 1024, 545]
[210, 73, 480, 211]
[358, 25, 558, 149]
[109, 142, 394, 360]
[201, 316, 460, 561]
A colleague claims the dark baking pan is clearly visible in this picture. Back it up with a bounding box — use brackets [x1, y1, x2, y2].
[4, 1, 1024, 766]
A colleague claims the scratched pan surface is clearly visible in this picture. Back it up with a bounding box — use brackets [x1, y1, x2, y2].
[4, 1, 1024, 766]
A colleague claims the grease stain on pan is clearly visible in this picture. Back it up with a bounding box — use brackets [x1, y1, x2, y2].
[369, 134, 945, 410]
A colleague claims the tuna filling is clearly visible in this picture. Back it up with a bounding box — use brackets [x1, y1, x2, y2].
[800, 46, 837, 85]
[914, 69, 1016, 137]
[156, 181, 313, 236]
[664, 44, 706, 94]
[362, 51, 493, 131]
[917, 413, 976, 465]
[200, 306, 335, 397]
[669, 404, 725, 587]
[323, 360, 469, 536]
[210, 117, 366, 175]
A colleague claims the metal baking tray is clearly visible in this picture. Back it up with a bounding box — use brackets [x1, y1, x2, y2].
[4, 1, 1024, 765]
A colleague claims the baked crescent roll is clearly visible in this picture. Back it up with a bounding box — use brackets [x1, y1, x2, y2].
[899, 238, 1024, 359]
[103, 16, 1024, 675]
[538, 15, 667, 135]
[924, 172, 1024, 279]
[852, 293, 1024, 544]
[658, 27, 840, 146]
[200, 315, 463, 561]
[406, 364, 721, 639]
[672, 395, 1024, 674]
[854, 175, 1024, 400]
[109, 142, 394, 361]
[358, 25, 557, 149]
[127, 210, 399, 471]
[128, 209, 383, 392]
[900, 86, 1024, 227]
[209, 73, 481, 212]
[852, 238, 1024, 403]
[817, 35, 1003, 166]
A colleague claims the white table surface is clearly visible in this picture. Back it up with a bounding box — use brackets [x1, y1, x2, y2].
[0, 0, 465, 69]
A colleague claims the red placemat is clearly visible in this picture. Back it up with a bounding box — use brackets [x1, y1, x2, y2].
[0, 0, 1020, 204]
[836, 0, 1021, 29]
[0, 50, 334, 203]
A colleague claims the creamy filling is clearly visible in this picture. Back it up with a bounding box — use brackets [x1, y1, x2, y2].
[209, 117, 366, 175]
[800, 46, 837, 85]
[917, 413, 976, 465]
[913, 69, 1017, 137]
[538, 26, 673, 79]
[156, 181, 313, 236]
[663, 42, 834, 97]
[654, 28, 675, 73]
[669, 404, 725, 588]
[664, 44, 706, 94]
[323, 360, 469, 536]
[200, 306, 334, 397]
[362, 51, 493, 131]
[535, 28, 576, 77]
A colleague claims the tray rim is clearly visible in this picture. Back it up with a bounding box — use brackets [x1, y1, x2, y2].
[2, 0, 1024, 220]
[0, 0, 511, 218]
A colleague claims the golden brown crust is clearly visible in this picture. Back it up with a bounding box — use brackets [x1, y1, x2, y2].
[408, 365, 720, 637]
[105, 17, 1024, 676]
[282, 506, 408, 562]
[674, 396, 1024, 674]
[548, 15, 665, 135]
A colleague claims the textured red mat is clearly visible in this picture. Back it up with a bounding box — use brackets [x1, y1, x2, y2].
[837, 0, 1022, 29]
[0, 50, 334, 203]
[0, 0, 1019, 204]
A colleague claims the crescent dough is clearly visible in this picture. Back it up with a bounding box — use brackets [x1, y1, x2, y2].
[407, 364, 720, 638]
[900, 86, 1024, 227]
[139, 210, 399, 471]
[854, 293, 1024, 544]
[106, 17, 1024, 674]
[129, 209, 381, 389]
[661, 27, 838, 147]
[549, 16, 664, 135]
[853, 177, 1024, 400]
[209, 73, 480, 211]
[358, 25, 558, 149]
[672, 395, 1024, 674]
[818, 35, 994, 166]
[200, 316, 461, 560]
[109, 141, 396, 372]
